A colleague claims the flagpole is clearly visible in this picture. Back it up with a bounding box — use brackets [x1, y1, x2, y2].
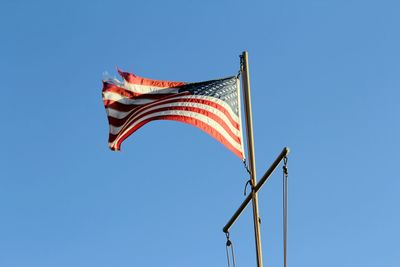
[241, 51, 264, 267]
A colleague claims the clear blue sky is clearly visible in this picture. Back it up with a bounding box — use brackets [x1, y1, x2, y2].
[1, 0, 399, 266]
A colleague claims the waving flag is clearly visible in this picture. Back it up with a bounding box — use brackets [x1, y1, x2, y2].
[102, 69, 245, 159]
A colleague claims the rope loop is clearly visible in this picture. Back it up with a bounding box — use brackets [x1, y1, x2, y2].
[225, 231, 230, 240]
[243, 179, 253, 196]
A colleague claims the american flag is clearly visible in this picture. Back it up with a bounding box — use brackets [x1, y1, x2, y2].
[102, 69, 245, 159]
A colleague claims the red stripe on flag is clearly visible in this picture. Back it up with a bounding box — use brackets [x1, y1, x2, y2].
[103, 82, 139, 97]
[103, 101, 140, 112]
[112, 115, 243, 158]
[117, 69, 185, 88]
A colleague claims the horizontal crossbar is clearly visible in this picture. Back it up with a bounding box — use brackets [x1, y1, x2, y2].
[223, 147, 290, 233]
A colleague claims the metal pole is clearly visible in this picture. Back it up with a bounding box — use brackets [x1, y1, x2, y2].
[241, 51, 264, 267]
[223, 147, 290, 233]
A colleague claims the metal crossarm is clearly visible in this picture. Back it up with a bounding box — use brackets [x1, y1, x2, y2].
[223, 147, 290, 233]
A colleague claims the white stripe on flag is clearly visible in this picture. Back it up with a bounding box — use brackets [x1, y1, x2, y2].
[103, 91, 155, 105]
[123, 82, 180, 94]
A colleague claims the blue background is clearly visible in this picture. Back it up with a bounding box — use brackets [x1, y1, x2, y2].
[0, 0, 399, 266]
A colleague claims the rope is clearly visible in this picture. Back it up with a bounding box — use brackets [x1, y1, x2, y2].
[225, 232, 237, 267]
[283, 157, 289, 267]
[242, 159, 251, 175]
[243, 159, 252, 196]
[225, 243, 231, 267]
[236, 54, 244, 79]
